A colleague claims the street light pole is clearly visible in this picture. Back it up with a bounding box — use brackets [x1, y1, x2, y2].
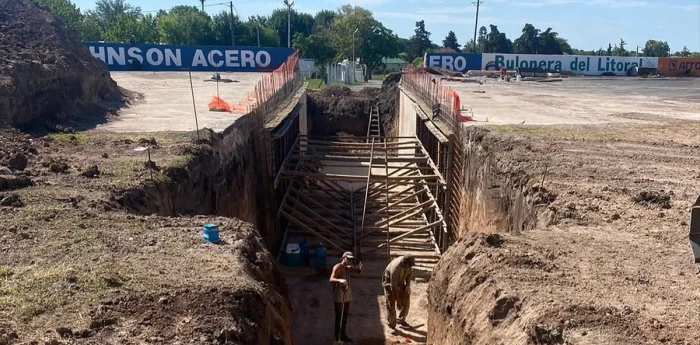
[283, 0, 294, 48]
[472, 0, 482, 53]
[229, 1, 235, 46]
[352, 28, 358, 83]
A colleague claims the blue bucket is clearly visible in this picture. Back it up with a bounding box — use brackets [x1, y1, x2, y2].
[203, 223, 220, 243]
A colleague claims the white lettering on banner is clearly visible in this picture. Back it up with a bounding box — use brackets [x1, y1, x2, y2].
[225, 50, 240, 67]
[164, 49, 182, 66]
[192, 50, 207, 67]
[255, 51, 271, 67]
[481, 53, 659, 75]
[146, 48, 164, 65]
[127, 47, 143, 64]
[427, 55, 468, 71]
[87, 45, 278, 68]
[241, 50, 255, 67]
[107, 47, 126, 65]
[208, 50, 224, 68]
[90, 46, 105, 62]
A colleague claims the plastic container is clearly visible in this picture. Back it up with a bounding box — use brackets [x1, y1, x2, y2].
[299, 238, 310, 266]
[516, 74, 522, 82]
[202, 223, 220, 243]
[286, 243, 301, 266]
[313, 243, 327, 270]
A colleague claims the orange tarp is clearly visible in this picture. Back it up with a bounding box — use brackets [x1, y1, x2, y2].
[208, 96, 231, 112]
[658, 58, 700, 77]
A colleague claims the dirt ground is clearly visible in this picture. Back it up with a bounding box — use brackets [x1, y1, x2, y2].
[0, 129, 292, 345]
[450, 77, 700, 125]
[102, 72, 267, 133]
[429, 120, 700, 344]
[285, 260, 429, 345]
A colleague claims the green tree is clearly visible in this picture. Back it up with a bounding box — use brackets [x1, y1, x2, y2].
[361, 24, 400, 77]
[267, 8, 314, 47]
[442, 31, 460, 52]
[409, 20, 432, 59]
[81, 14, 103, 41]
[641, 39, 670, 57]
[513, 23, 539, 54]
[328, 5, 399, 77]
[156, 6, 213, 45]
[32, 0, 83, 31]
[313, 10, 336, 33]
[606, 43, 613, 56]
[613, 38, 628, 56]
[102, 13, 157, 43]
[293, 32, 335, 78]
[483, 25, 512, 53]
[88, 0, 141, 29]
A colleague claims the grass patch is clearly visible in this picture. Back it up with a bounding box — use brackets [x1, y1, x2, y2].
[48, 132, 90, 144]
[0, 266, 13, 278]
[306, 79, 327, 90]
[371, 73, 388, 80]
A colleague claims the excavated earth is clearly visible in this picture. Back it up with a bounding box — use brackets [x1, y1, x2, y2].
[0, 0, 123, 129]
[0, 129, 293, 345]
[429, 123, 700, 345]
[306, 73, 400, 136]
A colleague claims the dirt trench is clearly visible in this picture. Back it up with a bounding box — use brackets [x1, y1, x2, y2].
[427, 124, 700, 345]
[306, 73, 401, 137]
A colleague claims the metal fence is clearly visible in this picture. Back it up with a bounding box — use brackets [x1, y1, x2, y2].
[326, 62, 364, 85]
[401, 64, 467, 133]
[233, 50, 303, 123]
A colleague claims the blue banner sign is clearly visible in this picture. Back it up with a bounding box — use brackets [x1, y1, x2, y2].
[424, 53, 482, 73]
[84, 42, 295, 72]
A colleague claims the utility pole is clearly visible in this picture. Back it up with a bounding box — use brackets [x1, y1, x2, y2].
[229, 1, 235, 46]
[472, 0, 482, 53]
[199, 0, 205, 12]
[257, 21, 261, 47]
[283, 0, 294, 48]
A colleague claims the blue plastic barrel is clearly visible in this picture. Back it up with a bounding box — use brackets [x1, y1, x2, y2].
[314, 243, 327, 270]
[202, 223, 220, 243]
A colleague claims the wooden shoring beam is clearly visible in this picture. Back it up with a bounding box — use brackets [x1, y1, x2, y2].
[375, 189, 428, 215]
[286, 195, 353, 236]
[416, 135, 447, 185]
[289, 154, 429, 164]
[277, 179, 298, 218]
[374, 198, 435, 227]
[281, 171, 443, 183]
[377, 220, 444, 248]
[384, 137, 391, 258]
[296, 190, 354, 227]
[273, 135, 300, 188]
[357, 137, 375, 258]
[280, 209, 348, 253]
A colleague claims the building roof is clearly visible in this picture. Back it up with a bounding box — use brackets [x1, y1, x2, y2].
[383, 57, 407, 64]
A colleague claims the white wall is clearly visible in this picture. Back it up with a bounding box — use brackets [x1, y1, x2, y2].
[482, 53, 659, 76]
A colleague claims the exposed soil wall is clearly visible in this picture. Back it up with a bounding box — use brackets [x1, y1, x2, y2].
[0, 0, 123, 128]
[457, 127, 546, 236]
[112, 116, 279, 248]
[306, 73, 400, 136]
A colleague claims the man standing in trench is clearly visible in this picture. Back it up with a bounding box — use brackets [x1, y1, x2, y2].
[329, 251, 364, 343]
[382, 255, 416, 332]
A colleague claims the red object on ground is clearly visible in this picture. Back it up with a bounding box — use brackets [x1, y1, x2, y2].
[500, 66, 507, 76]
[208, 96, 231, 112]
[405, 337, 411, 343]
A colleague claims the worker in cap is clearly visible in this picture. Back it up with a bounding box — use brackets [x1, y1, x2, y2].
[329, 251, 364, 343]
[382, 255, 416, 332]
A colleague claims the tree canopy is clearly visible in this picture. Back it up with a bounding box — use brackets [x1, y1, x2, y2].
[35, 0, 700, 69]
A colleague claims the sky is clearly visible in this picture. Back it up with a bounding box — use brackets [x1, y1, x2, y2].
[73, 0, 700, 52]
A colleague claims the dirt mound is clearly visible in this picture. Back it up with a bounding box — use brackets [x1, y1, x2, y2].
[0, 0, 122, 128]
[307, 74, 401, 136]
[632, 190, 672, 209]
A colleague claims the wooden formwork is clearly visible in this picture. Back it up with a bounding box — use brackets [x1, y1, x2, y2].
[276, 135, 446, 264]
